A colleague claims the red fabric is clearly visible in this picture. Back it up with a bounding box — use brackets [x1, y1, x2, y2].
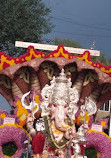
[79, 143, 85, 156]
[48, 146, 55, 153]
[32, 133, 45, 154]
[71, 143, 85, 156]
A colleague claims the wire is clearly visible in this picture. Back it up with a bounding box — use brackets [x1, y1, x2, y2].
[53, 30, 111, 38]
[51, 16, 111, 32]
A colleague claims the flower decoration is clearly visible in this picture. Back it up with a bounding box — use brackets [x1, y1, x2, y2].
[75, 111, 93, 127]
[13, 97, 29, 127]
[0, 124, 28, 158]
[0, 113, 6, 119]
[30, 89, 42, 104]
[0, 110, 7, 124]
[85, 129, 111, 158]
[0, 45, 111, 77]
[30, 89, 42, 118]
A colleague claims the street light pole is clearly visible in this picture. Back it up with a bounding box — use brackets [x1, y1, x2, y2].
[109, 100, 111, 138]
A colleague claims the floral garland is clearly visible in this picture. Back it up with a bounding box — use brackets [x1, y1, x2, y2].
[85, 129, 111, 158]
[0, 124, 29, 158]
[0, 45, 111, 77]
[45, 116, 73, 149]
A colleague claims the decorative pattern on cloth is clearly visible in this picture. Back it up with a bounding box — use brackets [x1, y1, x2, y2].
[85, 129, 111, 158]
[0, 45, 111, 76]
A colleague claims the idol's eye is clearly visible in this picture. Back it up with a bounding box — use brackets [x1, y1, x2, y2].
[53, 104, 57, 107]
[64, 105, 68, 108]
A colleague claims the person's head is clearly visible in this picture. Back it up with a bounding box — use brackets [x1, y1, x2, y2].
[23, 140, 28, 148]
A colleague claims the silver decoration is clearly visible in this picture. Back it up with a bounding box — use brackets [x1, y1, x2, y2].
[41, 69, 79, 120]
[35, 118, 45, 131]
[77, 98, 87, 145]
[80, 97, 97, 116]
[76, 126, 87, 144]
[21, 91, 39, 118]
[68, 87, 79, 120]
[71, 138, 81, 155]
[40, 84, 52, 117]
[71, 138, 87, 158]
[51, 69, 71, 105]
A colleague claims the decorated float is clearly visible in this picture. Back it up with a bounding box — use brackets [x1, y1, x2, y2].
[0, 42, 111, 158]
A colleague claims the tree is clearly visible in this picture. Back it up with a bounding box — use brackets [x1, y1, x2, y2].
[0, 0, 53, 56]
[91, 52, 109, 65]
[108, 57, 111, 65]
[54, 37, 82, 49]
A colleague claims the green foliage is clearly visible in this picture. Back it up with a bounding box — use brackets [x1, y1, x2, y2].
[85, 148, 97, 158]
[91, 52, 109, 65]
[0, 0, 53, 56]
[108, 57, 111, 65]
[54, 37, 82, 49]
[2, 142, 17, 156]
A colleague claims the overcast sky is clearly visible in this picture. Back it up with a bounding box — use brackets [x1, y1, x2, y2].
[1, 0, 111, 113]
[43, 0, 111, 57]
[0, 95, 11, 113]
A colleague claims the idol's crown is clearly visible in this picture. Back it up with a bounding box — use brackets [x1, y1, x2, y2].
[55, 69, 69, 83]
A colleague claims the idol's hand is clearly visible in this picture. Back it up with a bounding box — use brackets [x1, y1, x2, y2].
[82, 121, 89, 133]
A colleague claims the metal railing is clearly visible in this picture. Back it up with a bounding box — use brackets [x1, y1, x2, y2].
[100, 100, 111, 111]
[100, 100, 111, 138]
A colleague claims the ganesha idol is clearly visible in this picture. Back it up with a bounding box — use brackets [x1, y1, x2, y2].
[22, 69, 90, 157]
